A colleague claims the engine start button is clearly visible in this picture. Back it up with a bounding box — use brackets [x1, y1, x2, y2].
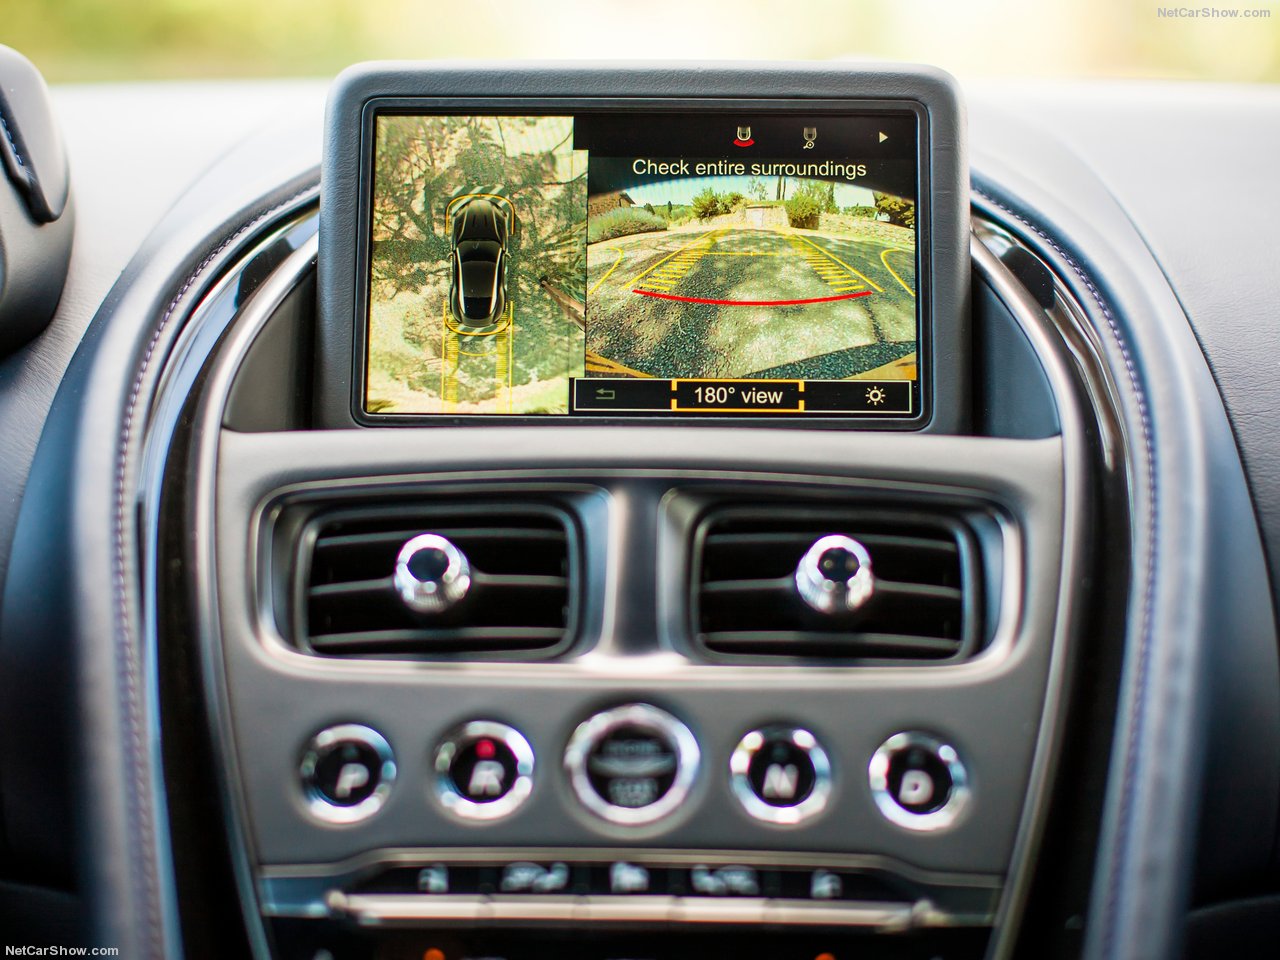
[565, 704, 700, 826]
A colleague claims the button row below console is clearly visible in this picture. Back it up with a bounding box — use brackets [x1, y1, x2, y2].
[299, 705, 969, 831]
[349, 860, 907, 902]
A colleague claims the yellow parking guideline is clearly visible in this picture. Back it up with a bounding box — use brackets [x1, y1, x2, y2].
[440, 298, 514, 412]
[628, 228, 721, 287]
[588, 246, 625, 296]
[880, 248, 916, 297]
[440, 299, 459, 410]
[444, 314, 513, 337]
[584, 351, 654, 377]
[791, 233, 884, 293]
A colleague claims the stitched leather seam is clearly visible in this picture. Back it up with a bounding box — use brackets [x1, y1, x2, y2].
[0, 107, 26, 169]
[973, 186, 1158, 957]
[111, 182, 319, 957]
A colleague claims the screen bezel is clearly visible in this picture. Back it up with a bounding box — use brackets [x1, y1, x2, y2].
[351, 96, 933, 429]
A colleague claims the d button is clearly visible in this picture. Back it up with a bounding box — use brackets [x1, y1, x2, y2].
[869, 731, 969, 831]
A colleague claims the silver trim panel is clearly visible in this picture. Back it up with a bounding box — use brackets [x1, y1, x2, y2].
[323, 890, 966, 931]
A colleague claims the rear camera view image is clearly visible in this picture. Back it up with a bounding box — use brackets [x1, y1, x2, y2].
[366, 115, 587, 415]
[585, 168, 917, 389]
[364, 112, 920, 418]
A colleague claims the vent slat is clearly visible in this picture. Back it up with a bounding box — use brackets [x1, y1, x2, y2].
[701, 576, 793, 596]
[693, 505, 979, 664]
[316, 528, 566, 550]
[309, 577, 394, 600]
[298, 503, 574, 660]
[472, 572, 569, 590]
[704, 531, 958, 556]
[701, 631, 961, 657]
[701, 577, 961, 604]
[874, 581, 964, 603]
[307, 573, 568, 600]
[310, 626, 566, 653]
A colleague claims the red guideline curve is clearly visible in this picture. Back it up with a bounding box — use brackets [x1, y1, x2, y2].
[632, 289, 872, 307]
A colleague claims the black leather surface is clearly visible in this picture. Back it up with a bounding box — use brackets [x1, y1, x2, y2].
[973, 84, 1280, 909]
[0, 46, 73, 355]
[0, 102, 320, 955]
[0, 82, 325, 616]
[0, 45, 70, 223]
[969, 96, 1280, 958]
[975, 82, 1280, 636]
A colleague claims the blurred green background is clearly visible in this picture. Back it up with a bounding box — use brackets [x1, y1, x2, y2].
[6, 0, 1279, 84]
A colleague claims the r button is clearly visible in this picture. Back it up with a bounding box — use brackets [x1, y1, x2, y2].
[434, 721, 535, 821]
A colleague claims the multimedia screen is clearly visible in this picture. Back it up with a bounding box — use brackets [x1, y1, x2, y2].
[363, 110, 921, 418]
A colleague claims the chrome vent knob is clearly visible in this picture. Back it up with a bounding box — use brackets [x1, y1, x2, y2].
[794, 534, 875, 614]
[394, 534, 472, 614]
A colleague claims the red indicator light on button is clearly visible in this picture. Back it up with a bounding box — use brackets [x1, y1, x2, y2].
[475, 739, 496, 760]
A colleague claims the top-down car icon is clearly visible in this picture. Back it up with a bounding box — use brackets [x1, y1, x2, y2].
[447, 195, 514, 327]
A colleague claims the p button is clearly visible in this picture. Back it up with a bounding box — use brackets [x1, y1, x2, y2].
[301, 724, 396, 824]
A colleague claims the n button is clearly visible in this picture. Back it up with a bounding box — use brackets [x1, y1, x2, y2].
[730, 726, 831, 826]
[434, 721, 535, 821]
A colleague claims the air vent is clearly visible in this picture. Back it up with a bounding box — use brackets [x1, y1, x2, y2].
[295, 503, 576, 659]
[693, 505, 983, 663]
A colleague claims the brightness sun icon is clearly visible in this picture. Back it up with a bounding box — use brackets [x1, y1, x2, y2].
[865, 386, 887, 406]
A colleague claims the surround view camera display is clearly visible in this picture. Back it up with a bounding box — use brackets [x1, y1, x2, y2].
[364, 110, 921, 418]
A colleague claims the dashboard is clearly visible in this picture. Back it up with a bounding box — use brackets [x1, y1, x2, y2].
[0, 56, 1279, 960]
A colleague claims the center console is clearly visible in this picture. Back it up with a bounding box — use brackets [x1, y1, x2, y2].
[178, 63, 1089, 960]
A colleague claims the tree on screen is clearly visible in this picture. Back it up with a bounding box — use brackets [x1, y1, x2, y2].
[368, 115, 587, 402]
